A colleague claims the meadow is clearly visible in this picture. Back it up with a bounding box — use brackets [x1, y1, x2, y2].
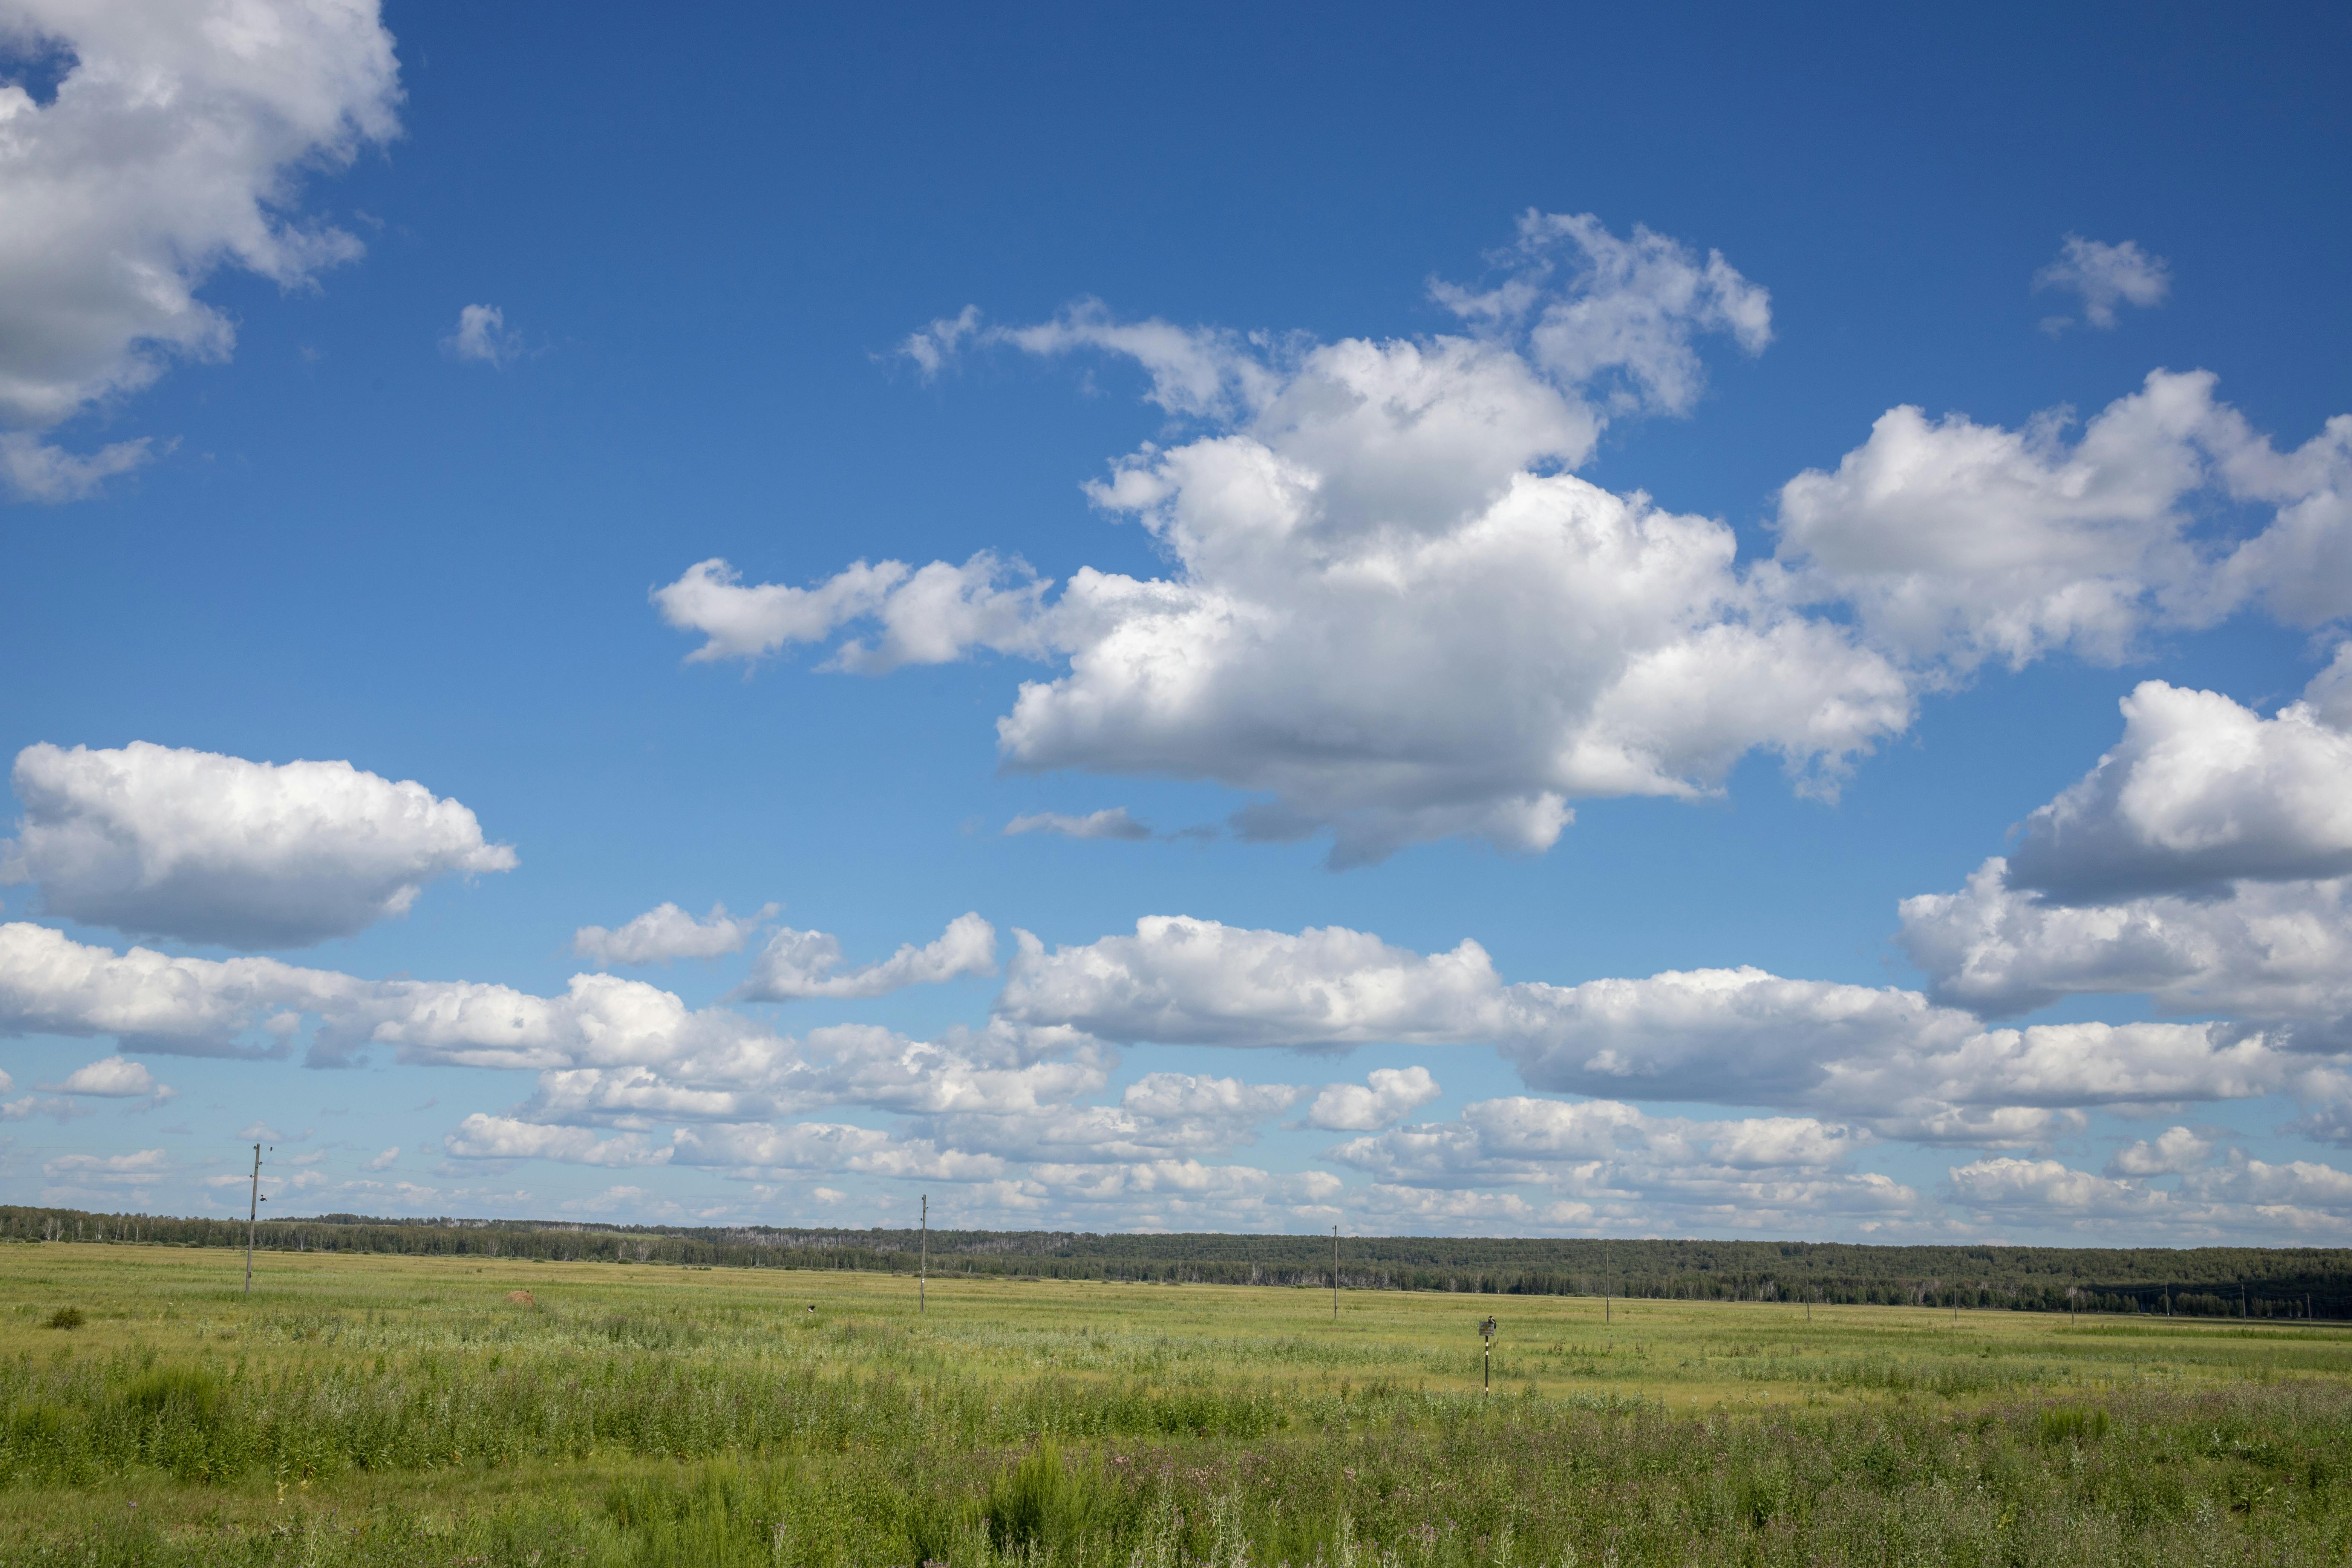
[3, 1243, 2351, 1566]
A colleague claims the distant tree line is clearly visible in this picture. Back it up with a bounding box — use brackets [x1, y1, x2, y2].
[5, 1205, 2346, 1317]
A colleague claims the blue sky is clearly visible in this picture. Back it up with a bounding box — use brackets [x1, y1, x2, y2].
[5, 0, 2352, 1242]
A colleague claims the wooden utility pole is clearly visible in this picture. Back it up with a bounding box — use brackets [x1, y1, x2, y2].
[1331, 1225, 1339, 1321]
[919, 1194, 927, 1315]
[244, 1143, 264, 1296]
[1604, 1276, 1611, 1326]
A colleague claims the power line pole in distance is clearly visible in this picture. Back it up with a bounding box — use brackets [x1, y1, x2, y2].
[244, 1142, 268, 1296]
[919, 1194, 927, 1314]
[1331, 1224, 1339, 1321]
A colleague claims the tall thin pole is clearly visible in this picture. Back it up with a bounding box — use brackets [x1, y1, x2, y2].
[919, 1194, 927, 1315]
[1604, 1275, 1611, 1326]
[244, 1143, 262, 1296]
[1331, 1224, 1339, 1321]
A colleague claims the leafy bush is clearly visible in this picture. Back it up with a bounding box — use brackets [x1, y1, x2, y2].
[43, 1308, 81, 1331]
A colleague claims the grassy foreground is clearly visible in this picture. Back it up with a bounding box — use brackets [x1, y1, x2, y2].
[3, 1245, 2351, 1565]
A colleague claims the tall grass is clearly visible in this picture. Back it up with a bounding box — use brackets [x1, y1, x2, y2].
[11, 1383, 2352, 1565]
[8, 1250, 2352, 1564]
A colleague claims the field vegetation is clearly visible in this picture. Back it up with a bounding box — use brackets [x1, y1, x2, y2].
[3, 1242, 2351, 1565]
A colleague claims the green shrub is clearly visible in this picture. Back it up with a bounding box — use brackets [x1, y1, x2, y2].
[985, 1441, 1101, 1555]
[43, 1307, 82, 1331]
[2040, 1405, 2111, 1445]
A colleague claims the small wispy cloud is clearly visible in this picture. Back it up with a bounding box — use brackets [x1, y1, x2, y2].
[441, 303, 525, 367]
[2035, 235, 2170, 334]
[1004, 807, 1154, 842]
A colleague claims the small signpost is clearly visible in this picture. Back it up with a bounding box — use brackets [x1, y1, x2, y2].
[1480, 1315, 1498, 1393]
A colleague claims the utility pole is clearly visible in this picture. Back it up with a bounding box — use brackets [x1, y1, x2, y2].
[244, 1142, 266, 1296]
[1604, 1275, 1611, 1326]
[1331, 1224, 1339, 1321]
[919, 1195, 927, 1315]
[1480, 1315, 1497, 1393]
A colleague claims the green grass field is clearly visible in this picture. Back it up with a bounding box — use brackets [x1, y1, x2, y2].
[5, 1243, 2352, 1565]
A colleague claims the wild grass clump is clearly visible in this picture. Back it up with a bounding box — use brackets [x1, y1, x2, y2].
[43, 1308, 81, 1331]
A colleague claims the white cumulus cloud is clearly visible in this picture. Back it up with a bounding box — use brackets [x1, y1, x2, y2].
[733, 912, 995, 1002]
[47, 1054, 164, 1097]
[659, 215, 1915, 866]
[443, 1113, 671, 1167]
[2005, 678, 2352, 903]
[1898, 662, 2352, 1040]
[1774, 370, 2352, 671]
[573, 901, 778, 967]
[1325, 1096, 1909, 1233]
[998, 916, 2292, 1141]
[3, 742, 517, 948]
[1303, 1066, 1442, 1130]
[2106, 1125, 2212, 1177]
[0, 0, 400, 480]
[1949, 1157, 2170, 1219]
[0, 920, 364, 1055]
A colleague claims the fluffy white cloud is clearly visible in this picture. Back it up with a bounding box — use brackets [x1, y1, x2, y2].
[2006, 678, 2352, 902]
[734, 912, 995, 1002]
[1774, 371, 2352, 671]
[1003, 808, 1152, 841]
[899, 1070, 1299, 1167]
[2034, 235, 2170, 332]
[998, 918, 1502, 1047]
[1948, 1150, 2352, 1237]
[0, 920, 363, 1054]
[999, 916, 2291, 1139]
[671, 1120, 1007, 1182]
[43, 1147, 168, 1180]
[2107, 1125, 2212, 1177]
[0, 0, 399, 469]
[652, 555, 1048, 673]
[360, 1144, 398, 1171]
[1325, 1096, 1910, 1233]
[1303, 1065, 1441, 1130]
[3, 743, 517, 948]
[1121, 1070, 1298, 1122]
[47, 1054, 164, 1097]
[443, 1113, 671, 1167]
[2181, 1152, 2352, 1212]
[1897, 671, 2352, 1034]
[441, 303, 519, 366]
[572, 901, 777, 967]
[1949, 1157, 2170, 1219]
[999, 1158, 1343, 1228]
[662, 216, 1915, 865]
[1900, 862, 2352, 1036]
